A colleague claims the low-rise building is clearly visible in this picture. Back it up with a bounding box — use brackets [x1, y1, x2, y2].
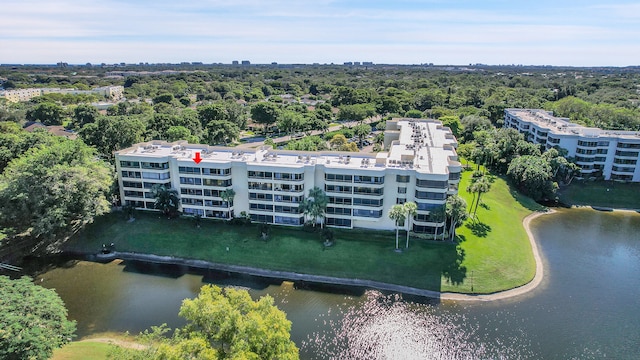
[504, 109, 640, 181]
[115, 118, 461, 232]
[0, 85, 124, 102]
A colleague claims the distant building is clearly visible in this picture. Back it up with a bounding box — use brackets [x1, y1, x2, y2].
[232, 60, 239, 65]
[241, 60, 251, 65]
[0, 85, 124, 103]
[23, 122, 77, 140]
[504, 109, 640, 181]
[115, 118, 461, 232]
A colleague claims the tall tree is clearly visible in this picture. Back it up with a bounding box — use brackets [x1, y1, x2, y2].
[220, 188, 236, 220]
[0, 139, 112, 248]
[111, 285, 298, 360]
[71, 103, 99, 129]
[301, 187, 328, 228]
[79, 116, 146, 159]
[507, 155, 558, 201]
[388, 204, 406, 250]
[251, 102, 281, 132]
[471, 176, 491, 218]
[0, 276, 76, 360]
[445, 195, 468, 242]
[403, 201, 418, 248]
[151, 184, 180, 217]
[353, 123, 371, 147]
[205, 120, 239, 145]
[26, 102, 64, 125]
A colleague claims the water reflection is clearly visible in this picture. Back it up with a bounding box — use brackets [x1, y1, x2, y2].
[31, 208, 640, 360]
[303, 291, 534, 359]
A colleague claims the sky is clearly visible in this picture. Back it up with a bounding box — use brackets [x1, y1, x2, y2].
[1, 0, 639, 66]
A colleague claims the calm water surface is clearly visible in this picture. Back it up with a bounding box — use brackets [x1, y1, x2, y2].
[35, 208, 640, 359]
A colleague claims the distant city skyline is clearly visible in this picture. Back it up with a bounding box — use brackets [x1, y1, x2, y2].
[2, 0, 639, 67]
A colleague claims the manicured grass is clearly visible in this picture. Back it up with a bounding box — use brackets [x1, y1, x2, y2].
[558, 180, 640, 209]
[51, 341, 111, 360]
[66, 169, 541, 294]
[453, 169, 544, 293]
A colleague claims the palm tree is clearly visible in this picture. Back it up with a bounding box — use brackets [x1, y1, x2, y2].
[403, 201, 418, 248]
[472, 176, 491, 219]
[151, 184, 180, 218]
[429, 206, 445, 240]
[301, 187, 328, 228]
[220, 189, 236, 220]
[388, 204, 406, 251]
[446, 195, 468, 242]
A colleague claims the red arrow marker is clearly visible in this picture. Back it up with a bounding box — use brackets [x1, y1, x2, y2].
[193, 151, 202, 164]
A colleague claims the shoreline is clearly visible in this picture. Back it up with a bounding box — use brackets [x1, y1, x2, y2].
[85, 210, 554, 302]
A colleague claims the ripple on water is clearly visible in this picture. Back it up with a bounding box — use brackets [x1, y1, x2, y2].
[302, 291, 536, 360]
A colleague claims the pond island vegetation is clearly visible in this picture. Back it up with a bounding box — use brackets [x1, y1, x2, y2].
[2, 63, 640, 358]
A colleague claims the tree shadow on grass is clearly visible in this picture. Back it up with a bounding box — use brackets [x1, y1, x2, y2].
[465, 221, 491, 237]
[441, 244, 467, 286]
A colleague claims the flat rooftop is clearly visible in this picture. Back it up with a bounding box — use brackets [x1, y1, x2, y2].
[507, 109, 640, 140]
[116, 119, 459, 175]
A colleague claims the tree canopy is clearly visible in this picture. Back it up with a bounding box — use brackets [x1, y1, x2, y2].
[0, 139, 113, 247]
[0, 276, 76, 360]
[112, 285, 299, 360]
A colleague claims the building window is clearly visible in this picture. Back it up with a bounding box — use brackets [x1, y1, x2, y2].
[250, 214, 273, 223]
[120, 161, 140, 168]
[396, 175, 410, 183]
[328, 196, 352, 205]
[183, 208, 204, 216]
[353, 209, 382, 218]
[325, 173, 353, 182]
[250, 193, 273, 201]
[416, 179, 448, 188]
[181, 188, 203, 196]
[141, 162, 169, 170]
[122, 181, 142, 188]
[203, 168, 231, 176]
[274, 216, 303, 225]
[250, 203, 273, 211]
[326, 207, 352, 215]
[415, 190, 447, 200]
[353, 198, 383, 207]
[180, 177, 202, 185]
[143, 172, 170, 180]
[326, 218, 351, 227]
[122, 171, 142, 179]
[182, 198, 203, 206]
[179, 166, 202, 175]
[248, 171, 273, 179]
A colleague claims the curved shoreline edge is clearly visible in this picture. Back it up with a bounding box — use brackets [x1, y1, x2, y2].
[86, 210, 553, 302]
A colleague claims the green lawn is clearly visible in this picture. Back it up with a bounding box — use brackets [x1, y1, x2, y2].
[66, 169, 541, 294]
[51, 341, 112, 360]
[558, 180, 640, 209]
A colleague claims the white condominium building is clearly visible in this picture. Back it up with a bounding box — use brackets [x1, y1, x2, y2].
[0, 86, 124, 102]
[115, 118, 461, 232]
[504, 109, 640, 182]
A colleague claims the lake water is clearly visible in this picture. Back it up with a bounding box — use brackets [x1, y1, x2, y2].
[34, 208, 640, 359]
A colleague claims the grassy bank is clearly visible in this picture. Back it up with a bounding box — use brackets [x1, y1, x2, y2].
[51, 341, 112, 360]
[65, 169, 541, 294]
[558, 181, 640, 209]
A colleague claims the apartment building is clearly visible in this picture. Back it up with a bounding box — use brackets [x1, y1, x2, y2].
[115, 118, 461, 232]
[504, 109, 640, 181]
[0, 85, 124, 102]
